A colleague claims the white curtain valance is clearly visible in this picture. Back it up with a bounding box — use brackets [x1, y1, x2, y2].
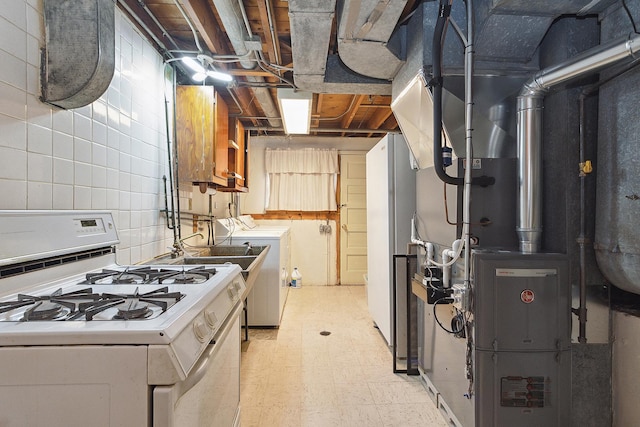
[265, 148, 339, 174]
[265, 148, 339, 211]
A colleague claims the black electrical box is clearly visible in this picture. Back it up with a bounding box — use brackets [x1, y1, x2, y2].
[423, 267, 451, 304]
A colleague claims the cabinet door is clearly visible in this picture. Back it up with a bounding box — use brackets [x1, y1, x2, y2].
[213, 92, 229, 184]
[176, 86, 215, 184]
[236, 120, 247, 188]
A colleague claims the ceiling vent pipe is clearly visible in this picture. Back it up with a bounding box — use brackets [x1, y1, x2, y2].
[517, 33, 640, 253]
[40, 0, 116, 109]
[211, 0, 281, 127]
[337, 0, 407, 80]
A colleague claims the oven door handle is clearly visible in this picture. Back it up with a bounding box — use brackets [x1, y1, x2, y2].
[153, 302, 243, 427]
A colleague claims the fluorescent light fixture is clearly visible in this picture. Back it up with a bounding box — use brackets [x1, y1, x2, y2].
[277, 88, 312, 134]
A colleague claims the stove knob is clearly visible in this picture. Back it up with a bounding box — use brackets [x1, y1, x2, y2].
[193, 319, 210, 343]
[233, 280, 242, 292]
[204, 309, 218, 328]
[227, 287, 236, 300]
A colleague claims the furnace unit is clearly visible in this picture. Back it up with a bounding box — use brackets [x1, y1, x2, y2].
[473, 251, 571, 427]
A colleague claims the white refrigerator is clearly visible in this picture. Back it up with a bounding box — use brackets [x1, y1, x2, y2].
[366, 133, 416, 346]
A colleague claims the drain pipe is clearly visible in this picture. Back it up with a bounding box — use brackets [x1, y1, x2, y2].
[517, 33, 640, 253]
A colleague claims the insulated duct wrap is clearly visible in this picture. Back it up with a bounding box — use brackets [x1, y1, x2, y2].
[41, 0, 116, 109]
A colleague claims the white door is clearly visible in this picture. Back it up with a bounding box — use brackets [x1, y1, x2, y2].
[339, 154, 367, 285]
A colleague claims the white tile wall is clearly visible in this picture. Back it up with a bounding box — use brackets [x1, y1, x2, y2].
[52, 183, 73, 209]
[0, 113, 26, 149]
[0, 146, 27, 180]
[0, 0, 174, 264]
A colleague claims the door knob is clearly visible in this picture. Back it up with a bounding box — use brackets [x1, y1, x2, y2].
[342, 224, 348, 231]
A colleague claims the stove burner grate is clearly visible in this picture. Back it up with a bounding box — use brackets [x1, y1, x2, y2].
[0, 288, 101, 321]
[23, 301, 65, 321]
[114, 300, 152, 320]
[150, 267, 217, 285]
[72, 286, 184, 320]
[83, 268, 157, 285]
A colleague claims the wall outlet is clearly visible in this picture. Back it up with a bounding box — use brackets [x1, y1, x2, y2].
[319, 224, 332, 234]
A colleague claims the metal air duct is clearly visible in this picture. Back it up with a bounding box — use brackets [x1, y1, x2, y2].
[211, 0, 281, 127]
[41, 0, 116, 109]
[288, 0, 392, 94]
[336, 0, 407, 80]
[517, 33, 640, 253]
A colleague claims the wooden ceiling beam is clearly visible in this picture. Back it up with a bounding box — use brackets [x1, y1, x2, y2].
[256, 0, 281, 65]
[178, 0, 265, 125]
[227, 69, 276, 77]
[366, 106, 394, 130]
[340, 94, 366, 129]
[180, 0, 228, 55]
[316, 94, 324, 115]
[312, 94, 324, 127]
[118, 0, 180, 53]
[233, 87, 263, 126]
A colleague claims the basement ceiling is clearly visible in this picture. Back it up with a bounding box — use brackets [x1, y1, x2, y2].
[117, 0, 419, 137]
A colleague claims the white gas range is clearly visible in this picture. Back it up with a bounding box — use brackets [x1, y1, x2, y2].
[0, 210, 245, 427]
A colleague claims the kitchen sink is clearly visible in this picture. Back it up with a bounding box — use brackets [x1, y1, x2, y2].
[194, 244, 269, 257]
[182, 245, 270, 298]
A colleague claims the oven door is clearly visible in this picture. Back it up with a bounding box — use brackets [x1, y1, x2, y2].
[152, 304, 242, 427]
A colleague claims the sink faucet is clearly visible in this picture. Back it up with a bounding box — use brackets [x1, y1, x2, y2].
[243, 241, 253, 255]
[170, 233, 204, 257]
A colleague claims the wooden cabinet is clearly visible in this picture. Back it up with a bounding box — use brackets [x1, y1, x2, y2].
[221, 118, 248, 192]
[176, 85, 229, 188]
[213, 91, 228, 183]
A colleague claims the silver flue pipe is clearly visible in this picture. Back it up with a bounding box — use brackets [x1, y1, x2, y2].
[517, 33, 640, 253]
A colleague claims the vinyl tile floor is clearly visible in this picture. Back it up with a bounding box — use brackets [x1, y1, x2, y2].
[240, 285, 451, 427]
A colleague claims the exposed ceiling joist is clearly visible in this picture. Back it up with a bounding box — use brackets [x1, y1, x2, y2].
[118, 0, 405, 137]
[341, 94, 366, 129]
[180, 0, 229, 54]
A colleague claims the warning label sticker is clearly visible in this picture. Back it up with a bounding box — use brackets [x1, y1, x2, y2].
[500, 376, 546, 408]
